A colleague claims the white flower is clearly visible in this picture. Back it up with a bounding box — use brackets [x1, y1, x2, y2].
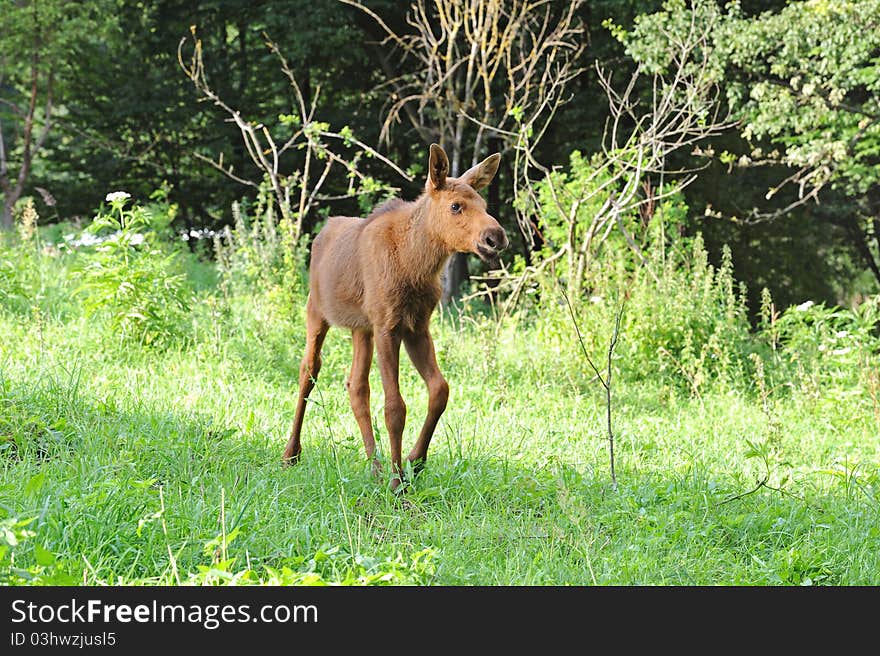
[76, 232, 103, 246]
[129, 233, 145, 246]
[835, 330, 848, 339]
[590, 296, 603, 304]
[795, 300, 814, 311]
[832, 347, 851, 356]
[105, 191, 131, 203]
[185, 228, 217, 240]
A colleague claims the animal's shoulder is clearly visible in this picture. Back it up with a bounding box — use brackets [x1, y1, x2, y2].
[312, 216, 368, 255]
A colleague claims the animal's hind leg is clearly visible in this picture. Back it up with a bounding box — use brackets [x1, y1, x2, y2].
[347, 329, 379, 473]
[282, 298, 329, 464]
[403, 329, 449, 470]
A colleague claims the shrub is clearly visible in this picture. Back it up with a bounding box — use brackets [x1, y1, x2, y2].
[0, 198, 76, 320]
[621, 236, 754, 391]
[212, 191, 308, 320]
[521, 229, 755, 393]
[75, 193, 192, 347]
[519, 149, 691, 297]
[766, 296, 880, 391]
[516, 147, 763, 393]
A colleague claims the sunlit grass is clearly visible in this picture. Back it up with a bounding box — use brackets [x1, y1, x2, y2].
[1, 290, 878, 585]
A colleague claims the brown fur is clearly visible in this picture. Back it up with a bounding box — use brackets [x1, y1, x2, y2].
[282, 144, 507, 489]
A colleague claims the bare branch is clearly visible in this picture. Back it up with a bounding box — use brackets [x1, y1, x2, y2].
[560, 284, 626, 490]
[493, 17, 735, 301]
[193, 152, 260, 189]
[344, 0, 586, 301]
[178, 29, 406, 243]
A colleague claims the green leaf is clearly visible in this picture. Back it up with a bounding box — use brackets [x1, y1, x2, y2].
[34, 543, 56, 566]
[24, 471, 46, 496]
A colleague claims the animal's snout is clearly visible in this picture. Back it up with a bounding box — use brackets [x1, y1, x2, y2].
[475, 224, 508, 262]
[479, 226, 509, 252]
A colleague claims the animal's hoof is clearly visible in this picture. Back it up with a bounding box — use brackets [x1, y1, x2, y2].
[281, 451, 301, 467]
[389, 473, 408, 494]
[370, 458, 383, 477]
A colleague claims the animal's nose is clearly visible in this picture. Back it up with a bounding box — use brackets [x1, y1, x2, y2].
[481, 226, 509, 252]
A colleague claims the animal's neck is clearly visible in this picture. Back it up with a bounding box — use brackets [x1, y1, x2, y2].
[398, 197, 452, 284]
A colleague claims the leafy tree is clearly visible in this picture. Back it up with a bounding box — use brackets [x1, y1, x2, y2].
[0, 0, 113, 228]
[343, 0, 586, 301]
[623, 0, 880, 287]
[44, 0, 391, 235]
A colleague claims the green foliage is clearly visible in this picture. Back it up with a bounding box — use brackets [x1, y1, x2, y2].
[622, 0, 880, 294]
[523, 146, 755, 392]
[622, 237, 753, 392]
[0, 203, 878, 585]
[525, 150, 614, 255]
[769, 296, 880, 389]
[213, 186, 308, 319]
[522, 235, 755, 396]
[74, 194, 193, 347]
[39, 0, 391, 230]
[717, 0, 880, 197]
[0, 243, 33, 314]
[0, 1, 115, 82]
[610, 0, 724, 78]
[521, 140, 879, 398]
[0, 199, 76, 319]
[523, 148, 690, 292]
[0, 516, 72, 585]
[623, 0, 880, 195]
[0, 0, 116, 224]
[0, 517, 37, 584]
[186, 541, 437, 586]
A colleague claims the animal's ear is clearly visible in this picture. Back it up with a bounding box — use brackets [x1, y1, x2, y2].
[459, 153, 501, 191]
[427, 143, 449, 191]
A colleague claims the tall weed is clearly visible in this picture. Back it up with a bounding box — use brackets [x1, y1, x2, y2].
[74, 193, 192, 347]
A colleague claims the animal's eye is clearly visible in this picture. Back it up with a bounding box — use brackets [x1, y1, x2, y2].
[450, 203, 462, 214]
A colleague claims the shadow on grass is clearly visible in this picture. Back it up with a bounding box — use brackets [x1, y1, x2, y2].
[1, 371, 878, 585]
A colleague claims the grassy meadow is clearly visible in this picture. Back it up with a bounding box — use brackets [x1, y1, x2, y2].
[1, 197, 879, 586]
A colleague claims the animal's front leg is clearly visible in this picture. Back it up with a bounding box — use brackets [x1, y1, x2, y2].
[403, 329, 449, 471]
[347, 329, 379, 475]
[374, 329, 406, 490]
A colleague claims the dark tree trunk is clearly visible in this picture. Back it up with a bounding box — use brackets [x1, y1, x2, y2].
[441, 150, 470, 305]
[441, 252, 469, 306]
[2, 196, 16, 230]
[845, 216, 880, 286]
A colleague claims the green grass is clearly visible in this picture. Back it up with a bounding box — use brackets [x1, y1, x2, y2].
[1, 291, 878, 585]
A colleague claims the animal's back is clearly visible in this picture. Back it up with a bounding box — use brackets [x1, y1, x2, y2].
[309, 216, 372, 328]
[307, 199, 435, 331]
